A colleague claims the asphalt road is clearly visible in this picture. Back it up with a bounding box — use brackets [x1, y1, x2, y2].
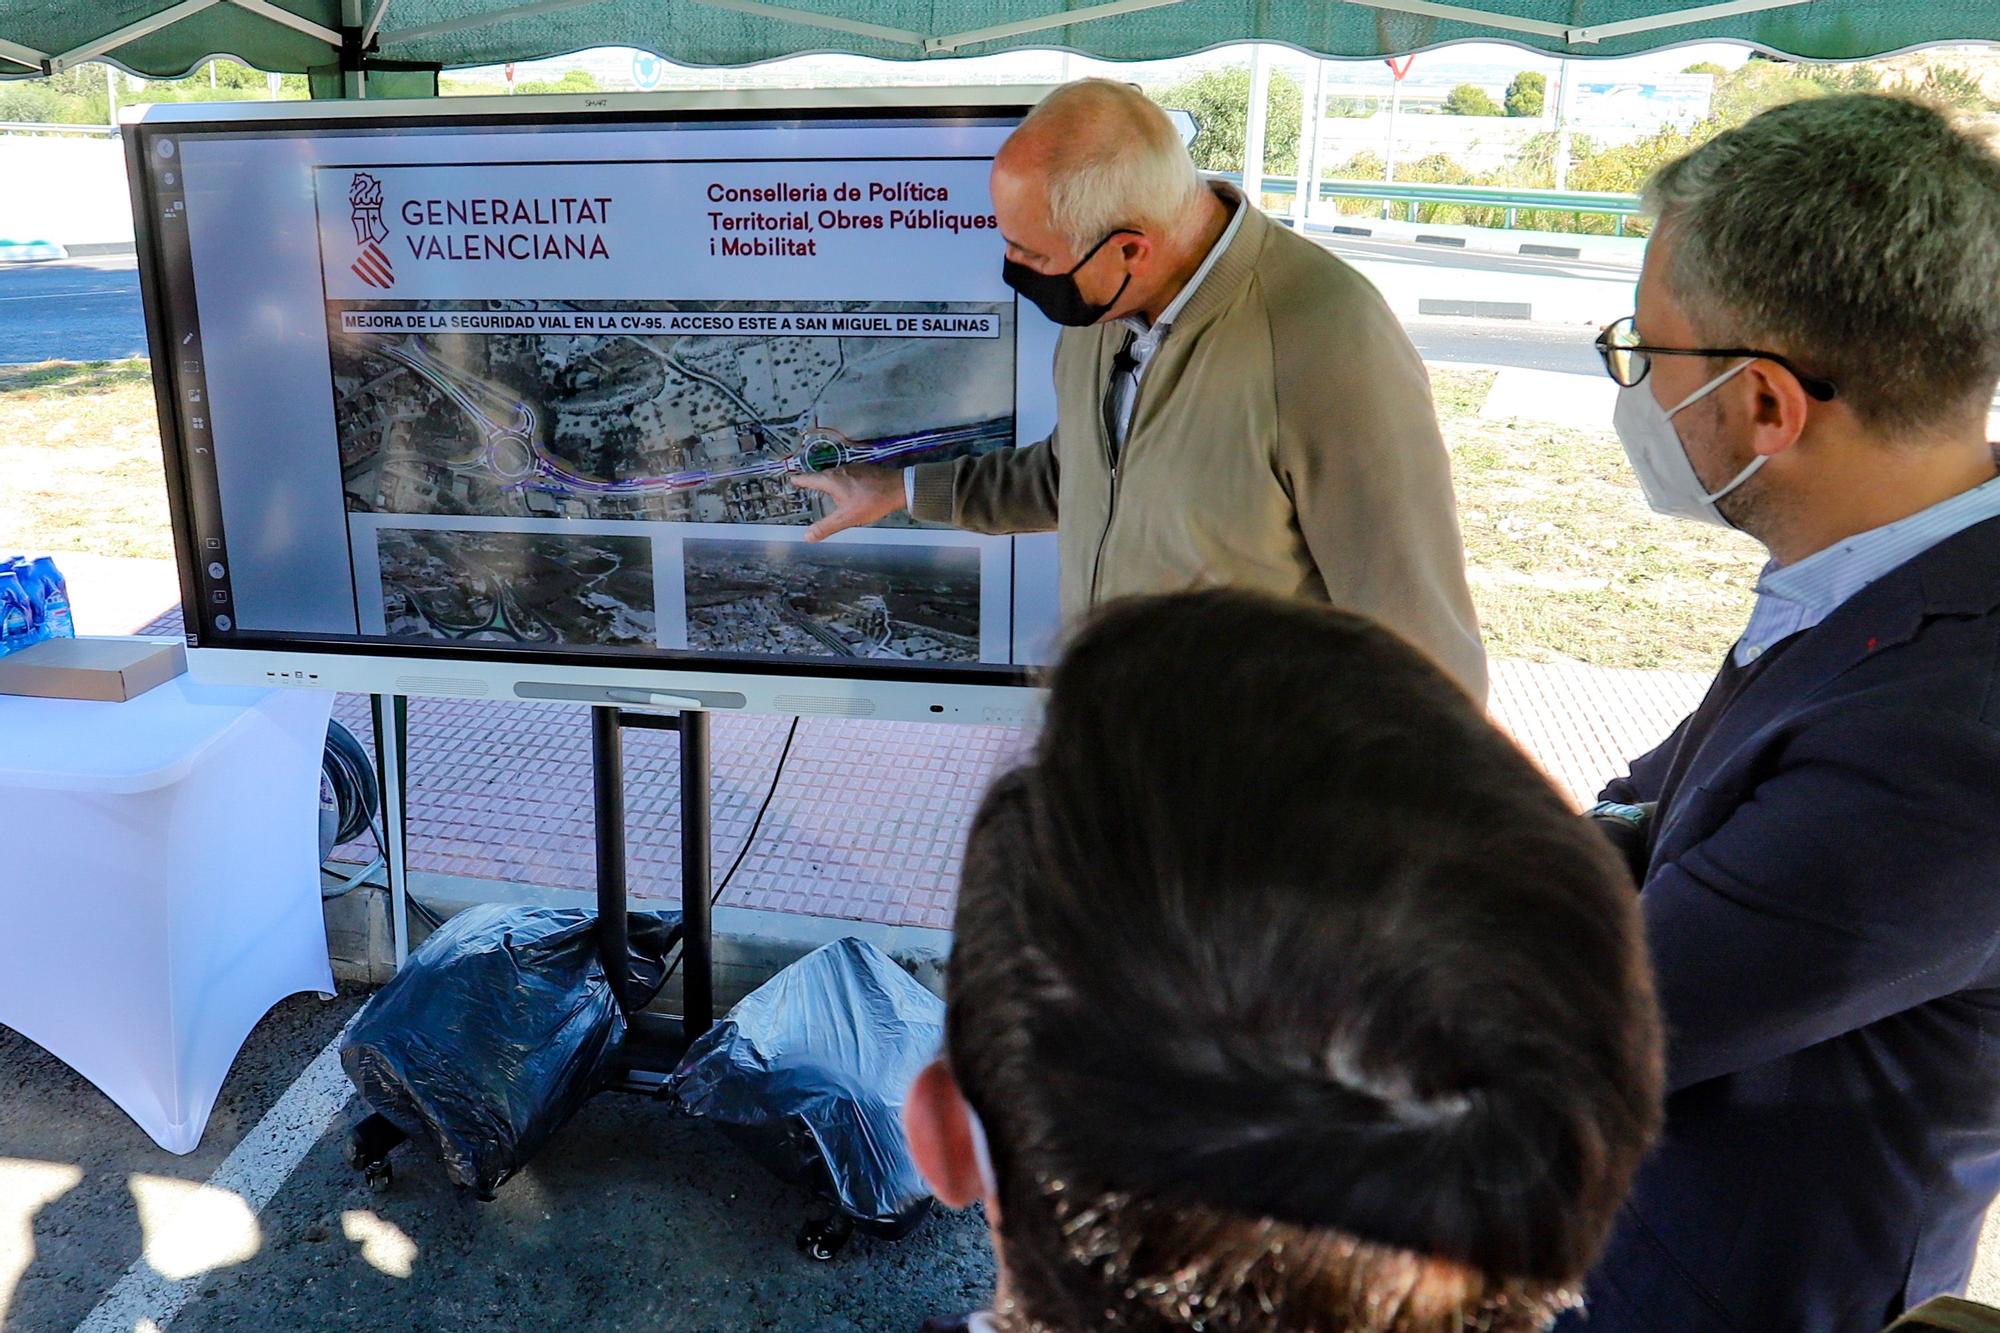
[1404, 316, 1599, 375]
[0, 985, 999, 1332]
[0, 256, 150, 366]
[1323, 230, 1642, 285]
[0, 246, 1609, 376]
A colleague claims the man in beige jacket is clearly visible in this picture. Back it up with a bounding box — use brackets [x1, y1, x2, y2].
[794, 78, 1487, 699]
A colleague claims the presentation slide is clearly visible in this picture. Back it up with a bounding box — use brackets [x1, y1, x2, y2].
[142, 106, 1060, 679]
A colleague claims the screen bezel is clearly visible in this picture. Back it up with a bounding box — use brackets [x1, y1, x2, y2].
[124, 89, 1051, 718]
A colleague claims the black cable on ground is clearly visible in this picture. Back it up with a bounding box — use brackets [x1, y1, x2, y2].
[324, 720, 380, 846]
[405, 891, 446, 931]
[320, 799, 448, 934]
[662, 716, 803, 985]
[321, 723, 443, 932]
[321, 720, 385, 901]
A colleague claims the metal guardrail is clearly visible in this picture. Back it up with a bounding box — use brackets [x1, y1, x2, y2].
[0, 121, 119, 136]
[1219, 171, 1643, 233]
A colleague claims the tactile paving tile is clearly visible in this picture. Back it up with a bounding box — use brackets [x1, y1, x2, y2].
[140, 606, 1712, 925]
[1489, 658, 1710, 807]
[716, 720, 1030, 925]
[142, 603, 1029, 929]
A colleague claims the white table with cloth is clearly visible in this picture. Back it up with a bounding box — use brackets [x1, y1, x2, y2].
[0, 674, 334, 1153]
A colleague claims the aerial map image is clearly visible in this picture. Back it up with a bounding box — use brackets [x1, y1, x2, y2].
[376, 527, 657, 648]
[684, 537, 980, 661]
[329, 299, 1015, 527]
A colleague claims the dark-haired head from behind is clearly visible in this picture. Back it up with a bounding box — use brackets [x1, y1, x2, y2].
[906, 590, 1664, 1332]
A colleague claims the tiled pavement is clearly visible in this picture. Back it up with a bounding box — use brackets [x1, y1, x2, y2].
[1490, 656, 1711, 804]
[140, 606, 1708, 931]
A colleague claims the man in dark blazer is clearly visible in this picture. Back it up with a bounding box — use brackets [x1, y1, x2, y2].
[1563, 95, 2000, 1333]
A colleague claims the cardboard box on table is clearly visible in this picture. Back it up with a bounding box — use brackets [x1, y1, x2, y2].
[0, 636, 186, 701]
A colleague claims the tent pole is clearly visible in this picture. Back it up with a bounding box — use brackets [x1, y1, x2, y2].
[1569, 0, 1811, 44]
[0, 35, 48, 72]
[45, 0, 223, 74]
[1339, 0, 1811, 47]
[45, 0, 338, 77]
[383, 0, 928, 50]
[1306, 60, 1327, 225]
[341, 0, 365, 98]
[226, 0, 343, 49]
[43, 0, 338, 81]
[1385, 71, 1402, 185]
[382, 0, 605, 48]
[684, 0, 927, 46]
[360, 0, 392, 50]
[1338, 0, 1567, 40]
[1553, 59, 1574, 190]
[1242, 44, 1269, 208]
[1293, 57, 1318, 227]
[923, 0, 1186, 54]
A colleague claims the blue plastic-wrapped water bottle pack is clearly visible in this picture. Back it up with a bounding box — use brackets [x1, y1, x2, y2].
[0, 556, 73, 657]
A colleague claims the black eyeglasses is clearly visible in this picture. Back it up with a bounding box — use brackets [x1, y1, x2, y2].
[1594, 316, 1839, 402]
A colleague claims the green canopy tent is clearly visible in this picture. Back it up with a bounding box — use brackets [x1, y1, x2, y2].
[1, 0, 1998, 97]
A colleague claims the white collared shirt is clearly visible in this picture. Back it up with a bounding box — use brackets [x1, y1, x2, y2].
[904, 187, 1245, 502]
[1102, 192, 1246, 450]
[1734, 470, 2000, 665]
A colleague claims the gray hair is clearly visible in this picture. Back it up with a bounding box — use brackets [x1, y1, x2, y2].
[1019, 78, 1202, 253]
[1644, 94, 2000, 436]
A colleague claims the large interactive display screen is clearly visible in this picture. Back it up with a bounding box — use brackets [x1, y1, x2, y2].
[127, 92, 1057, 722]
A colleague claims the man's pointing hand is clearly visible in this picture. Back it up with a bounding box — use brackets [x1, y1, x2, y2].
[791, 465, 908, 541]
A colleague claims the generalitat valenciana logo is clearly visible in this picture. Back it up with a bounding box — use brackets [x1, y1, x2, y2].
[349, 173, 395, 289]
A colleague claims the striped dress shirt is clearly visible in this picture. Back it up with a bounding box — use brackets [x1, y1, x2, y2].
[1734, 468, 2000, 666]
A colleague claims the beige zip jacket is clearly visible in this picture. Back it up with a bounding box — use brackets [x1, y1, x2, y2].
[910, 184, 1487, 701]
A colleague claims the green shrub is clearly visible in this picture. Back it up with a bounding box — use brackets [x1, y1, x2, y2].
[1151, 65, 1304, 177]
[1504, 72, 1546, 118]
[1443, 83, 1504, 117]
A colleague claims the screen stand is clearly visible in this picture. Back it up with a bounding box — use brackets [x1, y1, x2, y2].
[594, 705, 715, 1094]
[342, 702, 716, 1191]
[370, 694, 412, 970]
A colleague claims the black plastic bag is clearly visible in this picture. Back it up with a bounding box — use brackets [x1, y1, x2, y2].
[670, 937, 944, 1236]
[342, 904, 682, 1197]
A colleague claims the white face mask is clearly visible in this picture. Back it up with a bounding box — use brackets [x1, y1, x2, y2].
[1613, 358, 1766, 528]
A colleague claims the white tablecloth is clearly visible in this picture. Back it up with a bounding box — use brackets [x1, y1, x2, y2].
[0, 673, 335, 1153]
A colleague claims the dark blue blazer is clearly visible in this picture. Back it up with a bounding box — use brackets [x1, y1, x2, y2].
[1560, 514, 2000, 1333]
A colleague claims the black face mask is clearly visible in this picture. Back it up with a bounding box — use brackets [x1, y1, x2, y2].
[1002, 228, 1138, 327]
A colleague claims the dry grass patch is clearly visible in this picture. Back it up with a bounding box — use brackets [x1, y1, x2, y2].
[0, 359, 172, 560]
[1435, 368, 1763, 673]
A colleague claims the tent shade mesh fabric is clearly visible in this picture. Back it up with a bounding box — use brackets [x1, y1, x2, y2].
[5, 0, 2000, 80]
[306, 60, 437, 95]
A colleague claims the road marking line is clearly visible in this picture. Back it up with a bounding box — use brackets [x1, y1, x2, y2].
[0, 290, 128, 303]
[73, 1016, 357, 1333]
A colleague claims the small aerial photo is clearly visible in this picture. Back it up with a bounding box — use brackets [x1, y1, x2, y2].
[376, 527, 657, 648]
[683, 536, 981, 661]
